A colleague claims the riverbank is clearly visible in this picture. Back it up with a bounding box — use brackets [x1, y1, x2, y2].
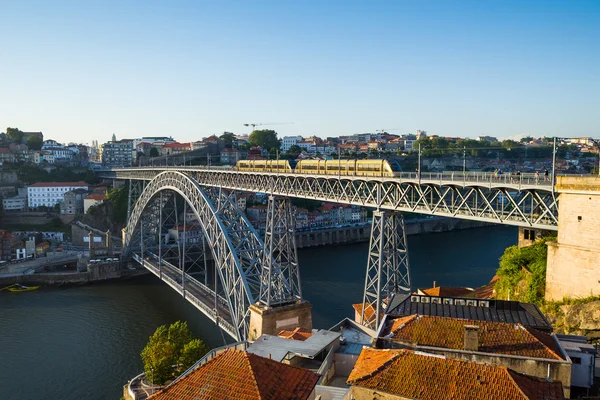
[296, 217, 492, 248]
[0, 267, 148, 287]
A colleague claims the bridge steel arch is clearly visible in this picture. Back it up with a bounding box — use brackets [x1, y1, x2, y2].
[124, 170, 261, 340]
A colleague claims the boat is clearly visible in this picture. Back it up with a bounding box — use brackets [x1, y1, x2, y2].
[1, 283, 39, 292]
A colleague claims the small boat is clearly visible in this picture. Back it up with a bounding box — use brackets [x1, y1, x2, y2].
[1, 284, 39, 292]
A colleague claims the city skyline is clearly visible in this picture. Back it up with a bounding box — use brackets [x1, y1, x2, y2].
[1, 0, 599, 144]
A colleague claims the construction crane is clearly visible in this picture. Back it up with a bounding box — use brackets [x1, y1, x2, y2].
[243, 122, 294, 131]
[376, 128, 402, 134]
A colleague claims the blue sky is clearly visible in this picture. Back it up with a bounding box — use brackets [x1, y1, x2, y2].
[1, 0, 598, 144]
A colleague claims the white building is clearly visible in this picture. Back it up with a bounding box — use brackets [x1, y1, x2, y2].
[27, 181, 89, 209]
[557, 334, 596, 390]
[281, 136, 303, 152]
[3, 195, 27, 211]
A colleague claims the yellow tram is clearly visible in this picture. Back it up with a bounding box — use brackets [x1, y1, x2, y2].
[236, 159, 399, 177]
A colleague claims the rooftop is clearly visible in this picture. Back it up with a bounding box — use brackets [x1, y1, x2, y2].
[28, 181, 89, 188]
[347, 348, 564, 400]
[248, 330, 341, 363]
[278, 327, 313, 341]
[380, 314, 565, 360]
[386, 293, 552, 332]
[148, 349, 319, 400]
[84, 193, 106, 200]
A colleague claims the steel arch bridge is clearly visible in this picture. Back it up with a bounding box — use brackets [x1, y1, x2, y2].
[124, 171, 302, 340]
[104, 166, 559, 337]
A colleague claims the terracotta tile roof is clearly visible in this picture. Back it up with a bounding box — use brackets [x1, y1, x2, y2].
[28, 181, 89, 187]
[84, 193, 106, 201]
[381, 315, 564, 360]
[352, 302, 379, 322]
[473, 275, 499, 299]
[148, 349, 319, 400]
[347, 348, 564, 400]
[278, 327, 313, 341]
[419, 286, 474, 297]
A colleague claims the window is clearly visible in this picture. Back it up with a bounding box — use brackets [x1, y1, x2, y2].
[571, 356, 582, 364]
[523, 229, 536, 240]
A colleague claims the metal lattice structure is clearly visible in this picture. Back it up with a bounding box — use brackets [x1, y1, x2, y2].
[361, 211, 411, 330]
[259, 196, 302, 306]
[124, 171, 265, 340]
[106, 168, 559, 230]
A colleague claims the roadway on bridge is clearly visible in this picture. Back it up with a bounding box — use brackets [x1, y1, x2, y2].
[135, 253, 235, 336]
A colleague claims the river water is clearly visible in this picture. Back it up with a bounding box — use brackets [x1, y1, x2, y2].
[0, 226, 516, 400]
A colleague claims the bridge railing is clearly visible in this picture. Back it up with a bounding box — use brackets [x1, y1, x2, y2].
[119, 166, 553, 187]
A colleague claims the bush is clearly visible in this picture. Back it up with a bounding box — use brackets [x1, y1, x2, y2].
[495, 237, 554, 304]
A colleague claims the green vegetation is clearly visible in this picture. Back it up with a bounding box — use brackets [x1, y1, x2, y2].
[248, 129, 280, 151]
[2, 218, 70, 233]
[219, 131, 236, 149]
[150, 147, 159, 158]
[495, 237, 555, 305]
[106, 186, 128, 226]
[5, 127, 24, 143]
[26, 135, 43, 150]
[2, 164, 99, 185]
[141, 321, 208, 385]
[286, 144, 302, 159]
[412, 136, 554, 159]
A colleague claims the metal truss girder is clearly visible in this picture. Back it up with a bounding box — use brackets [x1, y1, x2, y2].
[124, 171, 263, 341]
[108, 169, 559, 230]
[259, 196, 302, 307]
[361, 210, 411, 330]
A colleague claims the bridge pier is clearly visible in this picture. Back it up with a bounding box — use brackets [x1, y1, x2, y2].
[546, 176, 600, 300]
[249, 196, 312, 340]
[359, 210, 411, 330]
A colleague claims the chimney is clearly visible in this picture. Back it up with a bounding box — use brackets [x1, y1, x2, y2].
[433, 281, 437, 288]
[464, 325, 479, 351]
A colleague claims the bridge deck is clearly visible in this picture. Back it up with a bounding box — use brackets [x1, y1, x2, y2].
[106, 167, 559, 229]
[132, 253, 238, 339]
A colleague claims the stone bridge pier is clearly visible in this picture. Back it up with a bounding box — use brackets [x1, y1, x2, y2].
[546, 176, 600, 300]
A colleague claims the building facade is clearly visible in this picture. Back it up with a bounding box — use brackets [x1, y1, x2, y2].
[60, 189, 88, 214]
[102, 140, 133, 167]
[2, 195, 27, 211]
[27, 181, 89, 209]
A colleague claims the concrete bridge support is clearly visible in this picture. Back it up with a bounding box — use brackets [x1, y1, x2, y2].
[360, 210, 411, 330]
[546, 176, 600, 300]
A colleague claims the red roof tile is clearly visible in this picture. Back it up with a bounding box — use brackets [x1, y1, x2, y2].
[347, 348, 564, 400]
[149, 349, 319, 400]
[0, 148, 11, 154]
[419, 286, 474, 297]
[278, 328, 313, 341]
[28, 181, 89, 187]
[381, 315, 564, 360]
[85, 193, 106, 201]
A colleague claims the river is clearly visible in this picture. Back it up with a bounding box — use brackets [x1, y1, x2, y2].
[0, 225, 516, 400]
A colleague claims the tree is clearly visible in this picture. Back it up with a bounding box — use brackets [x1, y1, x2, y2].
[141, 325, 178, 385]
[141, 321, 208, 385]
[6, 127, 24, 143]
[149, 147, 159, 158]
[27, 135, 43, 150]
[248, 129, 280, 151]
[178, 339, 209, 371]
[220, 132, 236, 149]
[286, 145, 302, 159]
